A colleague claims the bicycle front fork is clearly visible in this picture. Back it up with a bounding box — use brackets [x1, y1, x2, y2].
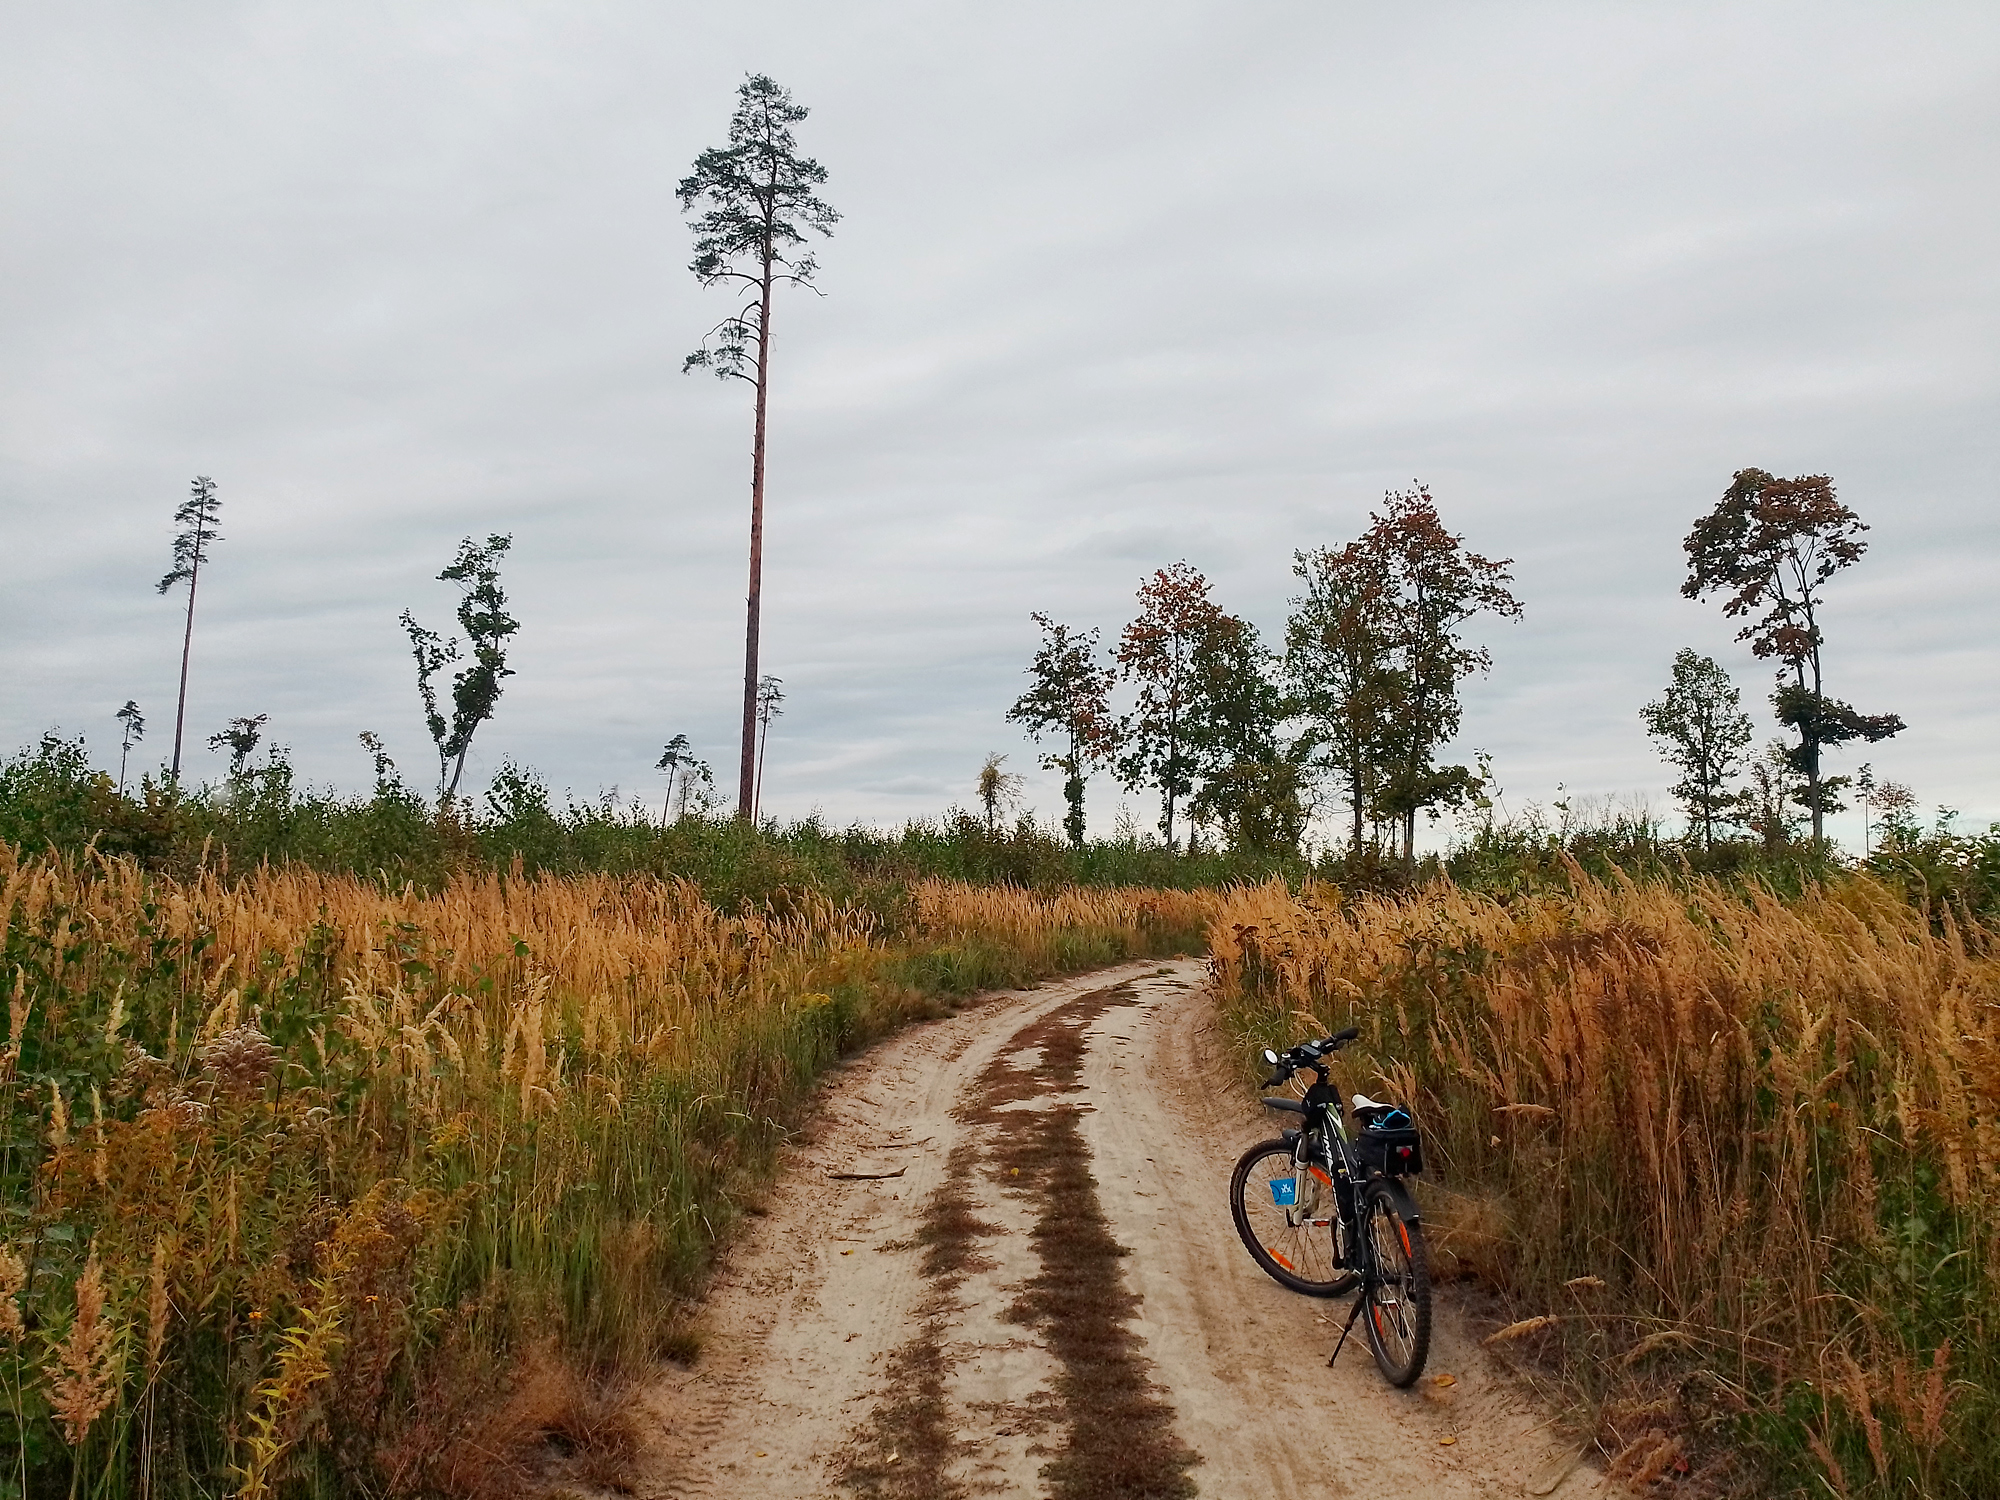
[1292, 1148, 1356, 1267]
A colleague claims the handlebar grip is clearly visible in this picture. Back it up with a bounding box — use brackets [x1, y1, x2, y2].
[1330, 1025, 1360, 1045]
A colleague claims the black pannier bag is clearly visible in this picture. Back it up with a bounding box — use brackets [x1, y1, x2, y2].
[1354, 1105, 1424, 1177]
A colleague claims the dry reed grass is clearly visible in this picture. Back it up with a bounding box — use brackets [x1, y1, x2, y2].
[1209, 868, 1999, 1498]
[0, 843, 1210, 1497]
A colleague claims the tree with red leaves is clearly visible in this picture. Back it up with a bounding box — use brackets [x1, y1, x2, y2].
[1114, 564, 1217, 852]
[1682, 469, 1903, 844]
[1285, 539, 1400, 855]
[1114, 564, 1280, 852]
[1366, 486, 1522, 859]
[1007, 614, 1118, 847]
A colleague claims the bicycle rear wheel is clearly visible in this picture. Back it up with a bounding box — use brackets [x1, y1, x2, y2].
[1229, 1139, 1353, 1297]
[1359, 1180, 1431, 1386]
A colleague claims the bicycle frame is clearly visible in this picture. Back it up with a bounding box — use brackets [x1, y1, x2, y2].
[1280, 1098, 1359, 1262]
[1265, 1058, 1418, 1294]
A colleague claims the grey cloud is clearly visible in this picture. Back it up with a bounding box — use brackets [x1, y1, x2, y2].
[2, 1, 1995, 847]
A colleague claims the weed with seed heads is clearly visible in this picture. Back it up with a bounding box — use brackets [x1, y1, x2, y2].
[0, 842, 1210, 1496]
[1211, 870, 2000, 1498]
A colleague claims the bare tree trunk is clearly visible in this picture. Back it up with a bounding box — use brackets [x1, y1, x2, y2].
[1807, 661, 1824, 846]
[755, 714, 771, 823]
[739, 269, 774, 821]
[169, 559, 200, 781]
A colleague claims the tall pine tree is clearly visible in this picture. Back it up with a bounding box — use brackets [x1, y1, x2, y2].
[680, 76, 838, 819]
[156, 476, 223, 782]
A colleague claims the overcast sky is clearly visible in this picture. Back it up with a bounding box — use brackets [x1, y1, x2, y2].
[3, 2, 1995, 848]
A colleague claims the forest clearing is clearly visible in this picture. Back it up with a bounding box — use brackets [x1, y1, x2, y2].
[2, 841, 1992, 1497]
[4, 12, 1994, 1500]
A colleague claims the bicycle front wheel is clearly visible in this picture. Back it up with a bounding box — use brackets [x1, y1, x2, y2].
[1359, 1180, 1432, 1386]
[1229, 1139, 1353, 1297]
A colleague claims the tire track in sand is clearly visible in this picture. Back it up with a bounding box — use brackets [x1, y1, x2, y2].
[618, 960, 1602, 1499]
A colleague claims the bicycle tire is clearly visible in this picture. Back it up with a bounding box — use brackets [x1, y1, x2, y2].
[1358, 1179, 1432, 1386]
[1229, 1139, 1354, 1297]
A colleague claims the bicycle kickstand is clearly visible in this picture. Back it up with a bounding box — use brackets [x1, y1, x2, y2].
[1327, 1290, 1368, 1368]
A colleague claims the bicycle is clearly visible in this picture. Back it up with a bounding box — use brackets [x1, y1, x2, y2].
[1228, 1025, 1433, 1387]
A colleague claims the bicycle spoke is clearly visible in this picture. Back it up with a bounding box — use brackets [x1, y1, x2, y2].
[1358, 1186, 1431, 1385]
[1230, 1140, 1353, 1296]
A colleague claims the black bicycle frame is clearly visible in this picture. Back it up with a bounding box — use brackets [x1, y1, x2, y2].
[1264, 1058, 1420, 1294]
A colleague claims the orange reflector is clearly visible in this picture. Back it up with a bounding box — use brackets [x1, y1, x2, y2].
[1398, 1222, 1412, 1258]
[1308, 1166, 1333, 1187]
[1268, 1249, 1296, 1271]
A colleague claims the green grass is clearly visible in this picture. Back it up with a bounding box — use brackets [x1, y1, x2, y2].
[0, 733, 1304, 902]
[0, 836, 1211, 1500]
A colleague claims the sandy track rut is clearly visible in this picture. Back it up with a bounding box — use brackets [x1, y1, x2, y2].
[621, 961, 1600, 1498]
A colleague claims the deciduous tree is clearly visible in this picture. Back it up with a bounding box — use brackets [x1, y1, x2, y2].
[1745, 740, 1806, 854]
[358, 731, 403, 796]
[680, 75, 838, 820]
[1871, 778, 1920, 848]
[975, 753, 1026, 835]
[1114, 565, 1287, 853]
[1006, 614, 1117, 846]
[1181, 610, 1290, 854]
[1641, 649, 1753, 851]
[156, 476, 223, 781]
[1186, 746, 1308, 856]
[675, 756, 717, 819]
[399, 534, 520, 805]
[1682, 469, 1903, 843]
[1113, 565, 1218, 850]
[1366, 485, 1521, 858]
[1115, 566, 1209, 850]
[1285, 542, 1399, 854]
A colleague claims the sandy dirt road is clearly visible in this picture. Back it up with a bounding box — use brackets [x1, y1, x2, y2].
[618, 960, 1600, 1499]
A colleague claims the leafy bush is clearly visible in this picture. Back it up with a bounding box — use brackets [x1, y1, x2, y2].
[0, 735, 1308, 904]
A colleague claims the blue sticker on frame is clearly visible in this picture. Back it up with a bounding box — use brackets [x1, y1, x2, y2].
[1270, 1179, 1298, 1206]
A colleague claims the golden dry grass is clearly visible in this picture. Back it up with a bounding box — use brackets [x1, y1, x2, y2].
[1210, 869, 2000, 1498]
[0, 844, 1213, 1497]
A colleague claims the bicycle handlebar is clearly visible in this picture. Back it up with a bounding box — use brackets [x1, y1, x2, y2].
[1261, 1026, 1363, 1086]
